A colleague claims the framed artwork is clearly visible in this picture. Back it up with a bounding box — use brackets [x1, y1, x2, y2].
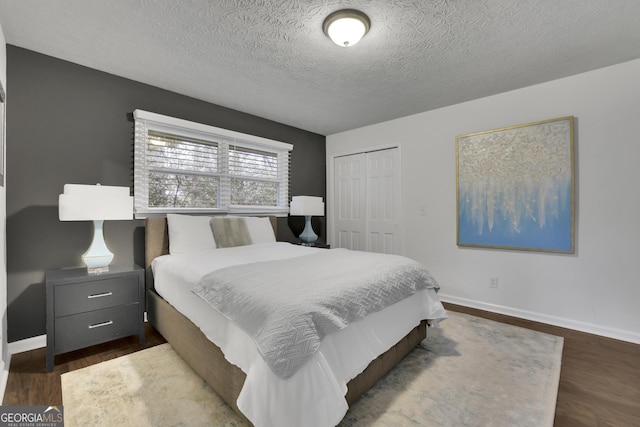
[456, 116, 574, 253]
[0, 79, 4, 187]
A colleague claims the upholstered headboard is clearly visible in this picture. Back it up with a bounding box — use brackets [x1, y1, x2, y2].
[144, 216, 278, 289]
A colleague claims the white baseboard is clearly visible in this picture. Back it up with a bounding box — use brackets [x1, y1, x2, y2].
[3, 302, 638, 364]
[0, 358, 8, 403]
[2, 335, 44, 403]
[8, 334, 46, 355]
[7, 316, 151, 357]
[439, 294, 640, 345]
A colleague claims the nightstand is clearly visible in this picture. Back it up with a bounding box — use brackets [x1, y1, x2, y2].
[45, 264, 145, 372]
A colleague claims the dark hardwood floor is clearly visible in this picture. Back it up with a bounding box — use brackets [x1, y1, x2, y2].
[3, 305, 639, 426]
[445, 303, 640, 427]
[3, 323, 166, 406]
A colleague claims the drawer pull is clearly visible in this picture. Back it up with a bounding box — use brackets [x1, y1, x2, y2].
[88, 320, 113, 329]
[88, 292, 113, 299]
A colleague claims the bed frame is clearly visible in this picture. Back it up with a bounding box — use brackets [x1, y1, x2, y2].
[144, 217, 426, 424]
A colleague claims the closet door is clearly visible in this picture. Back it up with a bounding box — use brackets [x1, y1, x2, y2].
[333, 148, 401, 254]
[334, 153, 367, 250]
[366, 149, 401, 254]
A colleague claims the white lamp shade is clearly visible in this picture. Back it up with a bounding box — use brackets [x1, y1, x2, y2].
[290, 196, 324, 216]
[59, 184, 133, 221]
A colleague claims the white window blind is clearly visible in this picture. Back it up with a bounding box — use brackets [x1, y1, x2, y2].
[134, 110, 292, 218]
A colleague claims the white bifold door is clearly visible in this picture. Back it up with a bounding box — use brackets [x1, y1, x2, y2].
[333, 147, 401, 254]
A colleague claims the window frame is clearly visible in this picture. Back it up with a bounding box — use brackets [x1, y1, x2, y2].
[133, 110, 293, 218]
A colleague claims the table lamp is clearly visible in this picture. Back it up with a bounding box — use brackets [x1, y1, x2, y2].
[290, 196, 324, 244]
[59, 184, 133, 273]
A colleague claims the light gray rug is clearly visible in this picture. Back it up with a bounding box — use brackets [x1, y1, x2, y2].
[61, 311, 563, 426]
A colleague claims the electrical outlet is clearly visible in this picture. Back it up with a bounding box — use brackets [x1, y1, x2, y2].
[489, 277, 499, 288]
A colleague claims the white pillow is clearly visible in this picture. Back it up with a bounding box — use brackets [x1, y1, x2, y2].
[166, 214, 217, 254]
[243, 217, 277, 244]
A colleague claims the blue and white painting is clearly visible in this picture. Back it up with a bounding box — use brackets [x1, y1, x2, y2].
[456, 117, 574, 253]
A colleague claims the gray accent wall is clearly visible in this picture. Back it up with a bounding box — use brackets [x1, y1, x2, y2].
[6, 46, 326, 342]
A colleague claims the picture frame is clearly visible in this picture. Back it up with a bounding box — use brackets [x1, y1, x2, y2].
[0, 79, 4, 187]
[456, 116, 574, 253]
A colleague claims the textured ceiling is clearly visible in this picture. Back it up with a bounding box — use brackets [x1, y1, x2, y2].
[1, 0, 640, 135]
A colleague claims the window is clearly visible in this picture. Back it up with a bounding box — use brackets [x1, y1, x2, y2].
[134, 110, 292, 218]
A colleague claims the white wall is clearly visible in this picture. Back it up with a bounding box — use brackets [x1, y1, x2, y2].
[327, 59, 640, 343]
[0, 19, 8, 395]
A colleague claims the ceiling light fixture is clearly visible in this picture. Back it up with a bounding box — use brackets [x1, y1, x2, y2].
[323, 9, 371, 47]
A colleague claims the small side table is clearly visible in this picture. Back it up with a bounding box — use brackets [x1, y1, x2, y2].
[45, 264, 145, 372]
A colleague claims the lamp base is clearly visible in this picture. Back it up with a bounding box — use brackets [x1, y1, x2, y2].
[87, 266, 110, 275]
[82, 220, 114, 274]
[299, 215, 318, 244]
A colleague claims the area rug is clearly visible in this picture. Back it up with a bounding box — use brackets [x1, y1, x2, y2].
[61, 311, 563, 426]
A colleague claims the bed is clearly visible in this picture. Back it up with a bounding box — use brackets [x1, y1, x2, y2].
[144, 215, 446, 426]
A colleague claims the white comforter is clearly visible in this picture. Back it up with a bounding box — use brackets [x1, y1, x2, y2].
[152, 243, 447, 427]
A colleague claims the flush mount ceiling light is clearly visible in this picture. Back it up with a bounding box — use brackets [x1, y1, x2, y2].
[323, 9, 371, 47]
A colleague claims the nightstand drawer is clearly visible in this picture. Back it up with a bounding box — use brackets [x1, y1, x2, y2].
[54, 304, 140, 353]
[54, 274, 139, 316]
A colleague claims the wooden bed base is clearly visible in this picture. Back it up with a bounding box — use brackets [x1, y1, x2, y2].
[144, 217, 427, 424]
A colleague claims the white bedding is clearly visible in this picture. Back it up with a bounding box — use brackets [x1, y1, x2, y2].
[152, 242, 447, 427]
